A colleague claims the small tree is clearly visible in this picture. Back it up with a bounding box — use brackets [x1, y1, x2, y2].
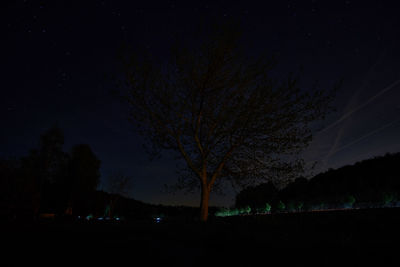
[120, 22, 335, 221]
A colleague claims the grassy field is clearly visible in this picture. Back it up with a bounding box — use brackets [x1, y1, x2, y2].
[3, 207, 400, 266]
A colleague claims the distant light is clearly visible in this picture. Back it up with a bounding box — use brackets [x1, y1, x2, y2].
[115, 217, 120, 221]
[97, 217, 104, 221]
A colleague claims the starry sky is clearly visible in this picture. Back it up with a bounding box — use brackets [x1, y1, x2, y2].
[2, 1, 400, 207]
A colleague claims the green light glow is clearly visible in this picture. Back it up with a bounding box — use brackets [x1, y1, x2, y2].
[264, 203, 271, 213]
[215, 206, 251, 217]
[343, 195, 356, 208]
[277, 200, 286, 211]
[383, 192, 396, 206]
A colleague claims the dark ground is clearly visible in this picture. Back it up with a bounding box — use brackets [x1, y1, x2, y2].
[2, 207, 400, 266]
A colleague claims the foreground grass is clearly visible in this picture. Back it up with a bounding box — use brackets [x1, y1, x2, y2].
[2, 207, 400, 266]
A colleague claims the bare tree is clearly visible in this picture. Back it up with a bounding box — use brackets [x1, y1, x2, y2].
[119, 22, 336, 221]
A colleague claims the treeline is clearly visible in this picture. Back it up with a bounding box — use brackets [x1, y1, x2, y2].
[234, 152, 400, 214]
[0, 126, 101, 220]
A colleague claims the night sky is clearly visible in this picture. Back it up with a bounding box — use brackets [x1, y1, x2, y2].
[2, 1, 400, 207]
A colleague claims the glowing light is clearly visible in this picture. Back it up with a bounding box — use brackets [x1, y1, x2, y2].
[215, 199, 400, 217]
[264, 203, 272, 213]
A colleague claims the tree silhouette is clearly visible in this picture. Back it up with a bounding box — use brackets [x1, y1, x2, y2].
[120, 21, 335, 221]
[0, 157, 24, 217]
[235, 181, 278, 213]
[66, 144, 101, 215]
[236, 152, 400, 211]
[0, 127, 102, 219]
[31, 126, 69, 214]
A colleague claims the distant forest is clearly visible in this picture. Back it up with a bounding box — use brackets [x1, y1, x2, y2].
[233, 152, 400, 215]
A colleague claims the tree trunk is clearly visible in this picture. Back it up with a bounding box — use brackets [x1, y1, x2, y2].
[200, 184, 210, 222]
[65, 200, 73, 216]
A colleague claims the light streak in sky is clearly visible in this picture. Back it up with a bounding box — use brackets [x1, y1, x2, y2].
[323, 49, 388, 163]
[318, 78, 400, 134]
[330, 118, 400, 156]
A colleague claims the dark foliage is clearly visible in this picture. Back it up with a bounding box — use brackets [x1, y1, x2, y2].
[0, 126, 101, 220]
[235, 181, 278, 212]
[236, 152, 400, 212]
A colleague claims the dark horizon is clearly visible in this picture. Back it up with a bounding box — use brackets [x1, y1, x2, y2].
[2, 1, 400, 207]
